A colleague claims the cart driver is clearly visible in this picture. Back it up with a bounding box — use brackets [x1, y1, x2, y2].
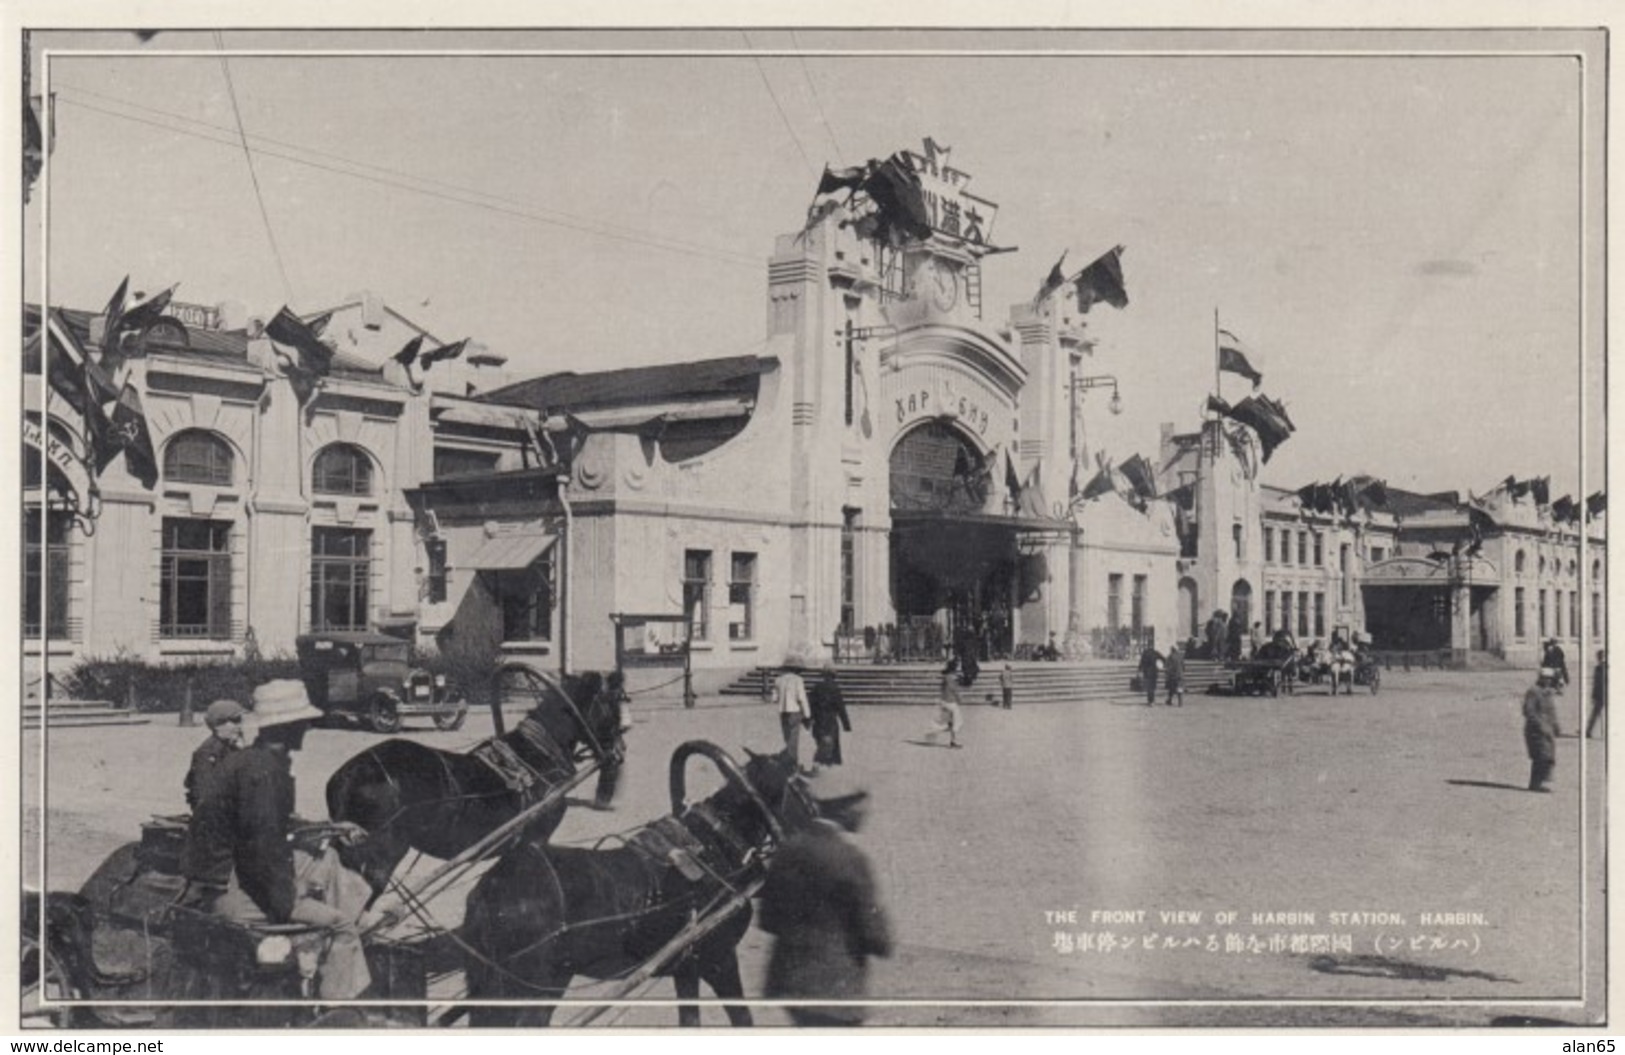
[181, 680, 375, 1000]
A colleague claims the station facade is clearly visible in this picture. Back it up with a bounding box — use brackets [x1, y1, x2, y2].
[25, 143, 1604, 683]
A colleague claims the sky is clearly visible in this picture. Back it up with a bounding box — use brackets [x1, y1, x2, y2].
[22, 27, 1603, 497]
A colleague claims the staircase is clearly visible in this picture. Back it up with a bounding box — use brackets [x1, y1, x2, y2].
[23, 677, 150, 730]
[721, 660, 1232, 707]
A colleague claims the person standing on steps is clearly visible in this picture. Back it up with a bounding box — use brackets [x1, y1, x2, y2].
[999, 662, 1015, 710]
[1164, 642, 1186, 707]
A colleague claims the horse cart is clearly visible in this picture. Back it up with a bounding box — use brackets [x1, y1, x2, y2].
[1227, 652, 1300, 697]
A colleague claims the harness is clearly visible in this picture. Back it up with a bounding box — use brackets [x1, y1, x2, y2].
[468, 715, 574, 803]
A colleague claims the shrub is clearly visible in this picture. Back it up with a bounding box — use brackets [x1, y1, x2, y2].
[65, 652, 303, 715]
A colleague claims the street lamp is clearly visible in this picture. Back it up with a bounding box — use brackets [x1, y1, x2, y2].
[1072, 374, 1123, 416]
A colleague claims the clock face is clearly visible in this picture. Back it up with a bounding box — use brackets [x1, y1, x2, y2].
[927, 259, 958, 311]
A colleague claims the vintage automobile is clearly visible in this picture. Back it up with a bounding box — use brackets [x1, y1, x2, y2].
[295, 632, 466, 734]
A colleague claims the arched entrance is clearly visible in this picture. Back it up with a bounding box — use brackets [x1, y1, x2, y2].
[1177, 577, 1200, 643]
[888, 421, 1016, 661]
[1229, 579, 1253, 634]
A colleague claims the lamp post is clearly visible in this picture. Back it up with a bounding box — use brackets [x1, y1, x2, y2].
[1070, 374, 1122, 458]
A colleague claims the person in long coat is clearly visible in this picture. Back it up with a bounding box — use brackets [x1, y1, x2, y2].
[1523, 668, 1563, 792]
[1587, 650, 1608, 739]
[759, 790, 892, 1027]
[1137, 645, 1162, 706]
[809, 665, 852, 767]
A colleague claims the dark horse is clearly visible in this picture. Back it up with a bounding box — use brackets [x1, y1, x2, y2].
[325, 666, 627, 895]
[459, 742, 822, 1027]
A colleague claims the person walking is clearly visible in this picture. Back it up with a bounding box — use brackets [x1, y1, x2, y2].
[1249, 622, 1265, 660]
[1523, 668, 1563, 793]
[930, 658, 965, 748]
[809, 665, 852, 768]
[773, 666, 813, 773]
[1164, 643, 1186, 707]
[759, 783, 892, 1027]
[1586, 650, 1608, 739]
[1542, 638, 1571, 688]
[1138, 645, 1162, 706]
[999, 662, 1016, 710]
[184, 699, 245, 811]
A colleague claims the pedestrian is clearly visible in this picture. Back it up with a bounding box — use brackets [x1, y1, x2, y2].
[181, 680, 372, 998]
[809, 664, 852, 768]
[1587, 650, 1608, 739]
[184, 699, 245, 811]
[1204, 611, 1227, 661]
[1138, 644, 1162, 706]
[773, 666, 813, 773]
[999, 662, 1015, 709]
[1225, 618, 1245, 663]
[759, 780, 892, 1027]
[1165, 643, 1186, 707]
[1522, 668, 1563, 793]
[930, 658, 964, 748]
[1249, 622, 1265, 659]
[1542, 639, 1570, 688]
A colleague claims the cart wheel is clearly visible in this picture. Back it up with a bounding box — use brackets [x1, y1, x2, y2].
[433, 701, 467, 732]
[369, 695, 402, 734]
[21, 934, 80, 1028]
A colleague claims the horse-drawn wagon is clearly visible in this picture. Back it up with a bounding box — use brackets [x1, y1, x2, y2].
[1227, 651, 1300, 697]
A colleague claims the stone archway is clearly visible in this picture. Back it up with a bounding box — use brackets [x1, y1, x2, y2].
[1177, 576, 1200, 643]
[1230, 579, 1253, 633]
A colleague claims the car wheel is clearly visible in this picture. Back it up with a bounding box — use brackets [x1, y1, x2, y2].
[369, 695, 402, 735]
[433, 701, 467, 732]
[21, 934, 80, 1028]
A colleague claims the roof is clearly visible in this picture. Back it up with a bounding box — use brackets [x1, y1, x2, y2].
[462, 532, 557, 571]
[484, 355, 773, 412]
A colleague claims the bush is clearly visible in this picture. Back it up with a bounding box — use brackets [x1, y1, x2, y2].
[66, 652, 303, 715]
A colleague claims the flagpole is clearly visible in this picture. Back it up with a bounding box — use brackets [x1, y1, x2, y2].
[1212, 308, 1221, 461]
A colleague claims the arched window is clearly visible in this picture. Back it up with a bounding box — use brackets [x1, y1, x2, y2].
[313, 443, 374, 496]
[163, 430, 234, 486]
[1515, 550, 1526, 575]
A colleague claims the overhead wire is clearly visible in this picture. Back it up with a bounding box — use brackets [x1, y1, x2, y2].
[212, 32, 295, 303]
[740, 31, 817, 176]
[54, 89, 764, 271]
[789, 29, 845, 163]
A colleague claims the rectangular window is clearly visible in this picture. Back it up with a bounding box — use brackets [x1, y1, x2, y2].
[1280, 592, 1293, 636]
[1264, 527, 1275, 563]
[1232, 523, 1244, 560]
[24, 510, 71, 639]
[730, 552, 757, 641]
[1371, 546, 1386, 564]
[1107, 574, 1124, 630]
[311, 527, 370, 632]
[1569, 591, 1578, 639]
[1298, 532, 1308, 566]
[1539, 590, 1548, 638]
[684, 549, 712, 642]
[840, 511, 857, 633]
[1264, 590, 1276, 634]
[1314, 592, 1326, 639]
[425, 538, 448, 604]
[1131, 575, 1148, 633]
[1297, 590, 1310, 638]
[493, 561, 553, 641]
[1313, 533, 1324, 566]
[1593, 590, 1602, 638]
[1556, 590, 1564, 638]
[161, 518, 232, 639]
[1515, 587, 1526, 638]
[1340, 544, 1352, 606]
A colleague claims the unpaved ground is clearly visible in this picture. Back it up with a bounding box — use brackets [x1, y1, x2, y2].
[21, 669, 1607, 1028]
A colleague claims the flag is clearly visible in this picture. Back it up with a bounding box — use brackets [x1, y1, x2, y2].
[419, 339, 469, 371]
[1586, 491, 1606, 519]
[1216, 329, 1263, 388]
[1072, 245, 1128, 313]
[1069, 455, 1085, 499]
[1119, 453, 1157, 500]
[96, 275, 131, 371]
[108, 383, 158, 488]
[817, 163, 869, 197]
[1079, 464, 1115, 502]
[1531, 476, 1551, 506]
[1005, 449, 1022, 500]
[1552, 495, 1579, 524]
[1506, 476, 1531, 500]
[861, 153, 933, 246]
[1206, 394, 1232, 417]
[1032, 252, 1067, 308]
[114, 284, 178, 355]
[391, 334, 425, 368]
[265, 306, 336, 374]
[43, 310, 110, 415]
[1353, 476, 1389, 508]
[1221, 395, 1294, 462]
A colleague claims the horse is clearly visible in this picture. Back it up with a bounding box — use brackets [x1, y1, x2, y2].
[458, 742, 825, 1028]
[324, 666, 627, 896]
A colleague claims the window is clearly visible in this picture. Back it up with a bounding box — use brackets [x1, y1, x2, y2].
[1232, 524, 1244, 560]
[1264, 527, 1275, 563]
[1340, 544, 1351, 605]
[1264, 590, 1276, 634]
[1280, 592, 1293, 636]
[434, 447, 501, 480]
[1313, 533, 1324, 566]
[313, 443, 373, 496]
[1107, 574, 1124, 630]
[24, 509, 71, 639]
[1515, 588, 1526, 638]
[1131, 575, 1148, 633]
[1516, 550, 1527, 576]
[1593, 590, 1602, 638]
[1371, 546, 1386, 564]
[163, 430, 233, 486]
[425, 538, 447, 604]
[1297, 590, 1310, 638]
[161, 518, 232, 638]
[730, 552, 757, 641]
[683, 550, 712, 642]
[1298, 532, 1308, 565]
[1539, 590, 1548, 638]
[1569, 591, 1578, 639]
[311, 527, 370, 631]
[1314, 592, 1326, 638]
[840, 511, 857, 633]
[494, 562, 553, 641]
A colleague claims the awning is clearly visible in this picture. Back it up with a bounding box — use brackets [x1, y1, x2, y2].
[462, 532, 556, 571]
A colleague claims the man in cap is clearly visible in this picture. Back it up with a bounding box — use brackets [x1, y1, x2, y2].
[759, 774, 891, 1027]
[1542, 638, 1570, 689]
[1522, 668, 1563, 793]
[184, 699, 245, 811]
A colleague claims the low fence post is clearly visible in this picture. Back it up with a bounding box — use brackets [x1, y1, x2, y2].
[179, 678, 194, 727]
